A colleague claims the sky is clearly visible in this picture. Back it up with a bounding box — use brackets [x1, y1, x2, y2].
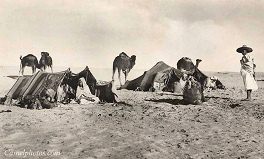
[0, 0, 264, 72]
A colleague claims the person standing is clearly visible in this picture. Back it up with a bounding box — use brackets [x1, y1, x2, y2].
[237, 45, 258, 101]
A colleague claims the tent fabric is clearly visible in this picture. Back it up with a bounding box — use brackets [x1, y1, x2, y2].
[5, 71, 67, 105]
[5, 67, 117, 105]
[76, 77, 98, 100]
[120, 61, 183, 92]
[120, 72, 146, 90]
[5, 75, 32, 100]
[140, 61, 171, 91]
[21, 71, 66, 99]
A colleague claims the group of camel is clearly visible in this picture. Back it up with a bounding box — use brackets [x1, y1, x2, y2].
[19, 51, 136, 85]
[19, 51, 224, 104]
[20, 52, 221, 91]
[19, 52, 53, 75]
[113, 54, 224, 104]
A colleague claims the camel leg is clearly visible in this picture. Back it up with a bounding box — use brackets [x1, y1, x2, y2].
[124, 71, 128, 82]
[50, 65, 53, 73]
[19, 64, 22, 75]
[32, 66, 35, 74]
[112, 67, 117, 81]
[44, 65, 46, 72]
[118, 69, 122, 86]
[21, 67, 24, 76]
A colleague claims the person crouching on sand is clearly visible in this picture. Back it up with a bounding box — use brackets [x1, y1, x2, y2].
[76, 78, 99, 104]
[236, 45, 258, 101]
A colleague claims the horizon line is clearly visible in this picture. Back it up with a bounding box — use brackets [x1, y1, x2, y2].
[0, 65, 254, 73]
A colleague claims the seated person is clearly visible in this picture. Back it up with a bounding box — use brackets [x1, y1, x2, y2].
[76, 78, 99, 104]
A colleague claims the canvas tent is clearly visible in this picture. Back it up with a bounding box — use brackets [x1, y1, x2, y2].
[4, 70, 67, 105]
[5, 75, 32, 101]
[120, 61, 184, 92]
[4, 66, 117, 106]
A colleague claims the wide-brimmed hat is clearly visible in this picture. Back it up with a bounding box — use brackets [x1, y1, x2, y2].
[236, 45, 253, 53]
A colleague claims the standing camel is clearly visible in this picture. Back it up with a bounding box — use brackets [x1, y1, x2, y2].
[39, 52, 53, 72]
[112, 52, 136, 86]
[19, 54, 39, 75]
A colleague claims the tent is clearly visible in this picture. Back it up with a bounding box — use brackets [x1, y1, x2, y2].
[4, 66, 117, 106]
[4, 70, 67, 105]
[5, 75, 32, 101]
[120, 61, 183, 92]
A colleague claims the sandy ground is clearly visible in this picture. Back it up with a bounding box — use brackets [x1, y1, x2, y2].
[0, 72, 264, 159]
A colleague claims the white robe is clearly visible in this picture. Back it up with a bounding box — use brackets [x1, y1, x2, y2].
[241, 69, 258, 91]
[240, 54, 258, 91]
[57, 84, 67, 102]
[76, 78, 99, 103]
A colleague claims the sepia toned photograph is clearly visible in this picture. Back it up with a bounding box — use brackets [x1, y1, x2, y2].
[0, 0, 263, 158]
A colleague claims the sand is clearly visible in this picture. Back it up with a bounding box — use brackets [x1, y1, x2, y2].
[0, 72, 264, 159]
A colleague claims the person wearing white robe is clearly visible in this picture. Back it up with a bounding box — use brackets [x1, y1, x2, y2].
[237, 45, 258, 100]
[76, 78, 99, 104]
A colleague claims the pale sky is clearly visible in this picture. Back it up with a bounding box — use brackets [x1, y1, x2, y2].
[0, 0, 263, 72]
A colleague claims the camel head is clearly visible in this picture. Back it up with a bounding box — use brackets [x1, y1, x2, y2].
[130, 55, 136, 68]
[195, 59, 202, 68]
[85, 66, 89, 70]
[41, 52, 49, 57]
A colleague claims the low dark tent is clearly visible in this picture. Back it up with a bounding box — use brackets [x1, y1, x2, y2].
[119, 72, 146, 91]
[62, 66, 117, 103]
[120, 61, 183, 92]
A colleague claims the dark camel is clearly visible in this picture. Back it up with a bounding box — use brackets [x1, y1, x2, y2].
[112, 52, 136, 86]
[177, 57, 206, 103]
[177, 57, 202, 74]
[19, 54, 39, 75]
[39, 52, 53, 72]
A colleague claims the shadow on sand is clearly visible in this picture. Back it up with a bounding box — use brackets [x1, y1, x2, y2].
[145, 98, 183, 105]
[145, 95, 231, 105]
[205, 96, 230, 100]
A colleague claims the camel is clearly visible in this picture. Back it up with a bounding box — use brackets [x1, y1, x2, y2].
[178, 57, 225, 104]
[177, 57, 202, 74]
[195, 59, 202, 67]
[183, 76, 203, 105]
[112, 52, 136, 86]
[39, 52, 53, 72]
[177, 57, 206, 103]
[19, 54, 39, 75]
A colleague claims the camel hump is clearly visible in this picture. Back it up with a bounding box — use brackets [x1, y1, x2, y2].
[21, 54, 37, 60]
[119, 52, 128, 58]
